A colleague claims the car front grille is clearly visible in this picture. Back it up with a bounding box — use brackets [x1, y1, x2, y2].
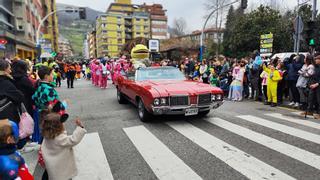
[198, 93, 211, 105]
[170, 96, 189, 106]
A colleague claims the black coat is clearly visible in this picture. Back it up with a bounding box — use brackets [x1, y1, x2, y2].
[13, 74, 35, 116]
[0, 75, 24, 123]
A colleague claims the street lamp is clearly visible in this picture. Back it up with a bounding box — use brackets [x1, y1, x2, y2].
[36, 7, 86, 62]
[199, 0, 246, 62]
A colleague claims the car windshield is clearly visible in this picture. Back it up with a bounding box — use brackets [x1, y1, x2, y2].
[136, 68, 186, 81]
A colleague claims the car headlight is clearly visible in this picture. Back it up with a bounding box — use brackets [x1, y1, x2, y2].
[160, 98, 167, 105]
[154, 99, 160, 106]
[211, 94, 216, 101]
[216, 94, 222, 100]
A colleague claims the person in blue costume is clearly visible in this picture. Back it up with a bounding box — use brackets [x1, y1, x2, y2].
[0, 119, 33, 179]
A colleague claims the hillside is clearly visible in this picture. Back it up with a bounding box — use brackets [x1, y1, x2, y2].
[56, 3, 103, 56]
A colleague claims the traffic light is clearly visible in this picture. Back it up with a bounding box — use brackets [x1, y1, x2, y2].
[51, 52, 57, 57]
[241, 0, 248, 9]
[79, 7, 87, 20]
[305, 21, 316, 47]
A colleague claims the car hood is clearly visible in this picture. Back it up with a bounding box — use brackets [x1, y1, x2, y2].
[139, 80, 223, 97]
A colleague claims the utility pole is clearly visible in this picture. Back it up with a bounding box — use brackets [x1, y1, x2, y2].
[311, 0, 317, 21]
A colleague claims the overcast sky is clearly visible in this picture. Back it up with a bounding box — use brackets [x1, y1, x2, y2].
[56, 0, 319, 32]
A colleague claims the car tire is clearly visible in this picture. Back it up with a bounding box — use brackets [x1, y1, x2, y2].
[199, 110, 210, 117]
[117, 88, 127, 104]
[138, 99, 152, 122]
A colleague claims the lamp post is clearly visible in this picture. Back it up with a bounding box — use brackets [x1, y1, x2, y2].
[199, 0, 241, 62]
[36, 8, 79, 62]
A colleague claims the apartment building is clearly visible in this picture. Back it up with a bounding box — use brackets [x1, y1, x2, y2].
[143, 3, 168, 40]
[96, 0, 150, 57]
[0, 1, 16, 58]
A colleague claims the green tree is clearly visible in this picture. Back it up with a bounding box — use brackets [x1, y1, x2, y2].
[223, 5, 294, 57]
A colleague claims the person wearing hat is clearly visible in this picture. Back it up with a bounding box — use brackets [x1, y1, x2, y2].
[307, 55, 320, 119]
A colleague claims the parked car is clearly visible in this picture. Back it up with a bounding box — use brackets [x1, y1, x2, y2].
[115, 66, 224, 122]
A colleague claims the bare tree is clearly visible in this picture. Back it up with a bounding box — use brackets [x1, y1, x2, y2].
[171, 17, 187, 37]
[204, 0, 231, 57]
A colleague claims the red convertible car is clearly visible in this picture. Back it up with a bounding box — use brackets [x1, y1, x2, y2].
[116, 66, 224, 122]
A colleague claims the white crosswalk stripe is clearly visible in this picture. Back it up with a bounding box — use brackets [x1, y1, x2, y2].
[123, 125, 202, 180]
[74, 133, 114, 180]
[266, 113, 320, 130]
[238, 115, 320, 145]
[26, 112, 320, 179]
[206, 117, 320, 170]
[167, 121, 295, 180]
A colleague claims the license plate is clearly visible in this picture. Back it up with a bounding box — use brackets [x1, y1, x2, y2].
[185, 108, 198, 116]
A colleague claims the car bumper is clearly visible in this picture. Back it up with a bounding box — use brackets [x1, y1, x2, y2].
[151, 101, 224, 115]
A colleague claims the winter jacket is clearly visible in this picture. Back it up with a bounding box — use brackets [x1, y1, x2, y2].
[0, 74, 24, 123]
[42, 127, 87, 180]
[284, 61, 303, 81]
[13, 74, 35, 116]
[32, 81, 60, 111]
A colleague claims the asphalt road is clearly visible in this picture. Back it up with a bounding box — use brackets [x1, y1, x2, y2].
[28, 79, 320, 180]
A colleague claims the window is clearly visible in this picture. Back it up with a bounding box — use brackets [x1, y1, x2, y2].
[136, 18, 140, 21]
[136, 25, 141, 30]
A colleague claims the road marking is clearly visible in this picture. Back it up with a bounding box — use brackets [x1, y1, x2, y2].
[123, 126, 202, 180]
[207, 117, 320, 170]
[167, 121, 294, 180]
[74, 133, 114, 180]
[291, 111, 314, 118]
[238, 115, 320, 145]
[266, 113, 320, 130]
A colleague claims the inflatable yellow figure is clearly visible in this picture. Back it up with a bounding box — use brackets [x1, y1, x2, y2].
[130, 44, 150, 69]
[263, 64, 282, 106]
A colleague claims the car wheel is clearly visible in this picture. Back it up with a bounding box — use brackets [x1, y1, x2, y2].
[199, 110, 210, 117]
[138, 99, 152, 122]
[117, 88, 127, 104]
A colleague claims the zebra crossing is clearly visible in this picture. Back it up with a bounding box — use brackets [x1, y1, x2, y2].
[27, 111, 320, 179]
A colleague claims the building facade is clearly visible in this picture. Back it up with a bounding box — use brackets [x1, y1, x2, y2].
[143, 4, 168, 40]
[180, 28, 225, 43]
[96, 0, 151, 57]
[0, 0, 59, 59]
[88, 30, 97, 58]
[58, 37, 73, 59]
[0, 1, 16, 59]
[14, 0, 44, 59]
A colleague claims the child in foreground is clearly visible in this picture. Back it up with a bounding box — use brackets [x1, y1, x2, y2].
[0, 119, 33, 180]
[41, 112, 86, 180]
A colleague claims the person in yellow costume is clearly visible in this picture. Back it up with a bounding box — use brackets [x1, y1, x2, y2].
[263, 63, 282, 107]
[130, 44, 150, 69]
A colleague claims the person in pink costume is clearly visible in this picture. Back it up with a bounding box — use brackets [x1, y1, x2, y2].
[99, 61, 111, 89]
[113, 63, 122, 83]
[90, 60, 96, 85]
[94, 60, 101, 86]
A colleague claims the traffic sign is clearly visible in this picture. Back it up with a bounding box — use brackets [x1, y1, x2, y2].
[260, 33, 273, 54]
[260, 43, 273, 49]
[294, 16, 304, 34]
[260, 33, 273, 39]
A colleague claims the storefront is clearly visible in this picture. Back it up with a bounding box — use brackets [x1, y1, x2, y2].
[16, 44, 35, 60]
